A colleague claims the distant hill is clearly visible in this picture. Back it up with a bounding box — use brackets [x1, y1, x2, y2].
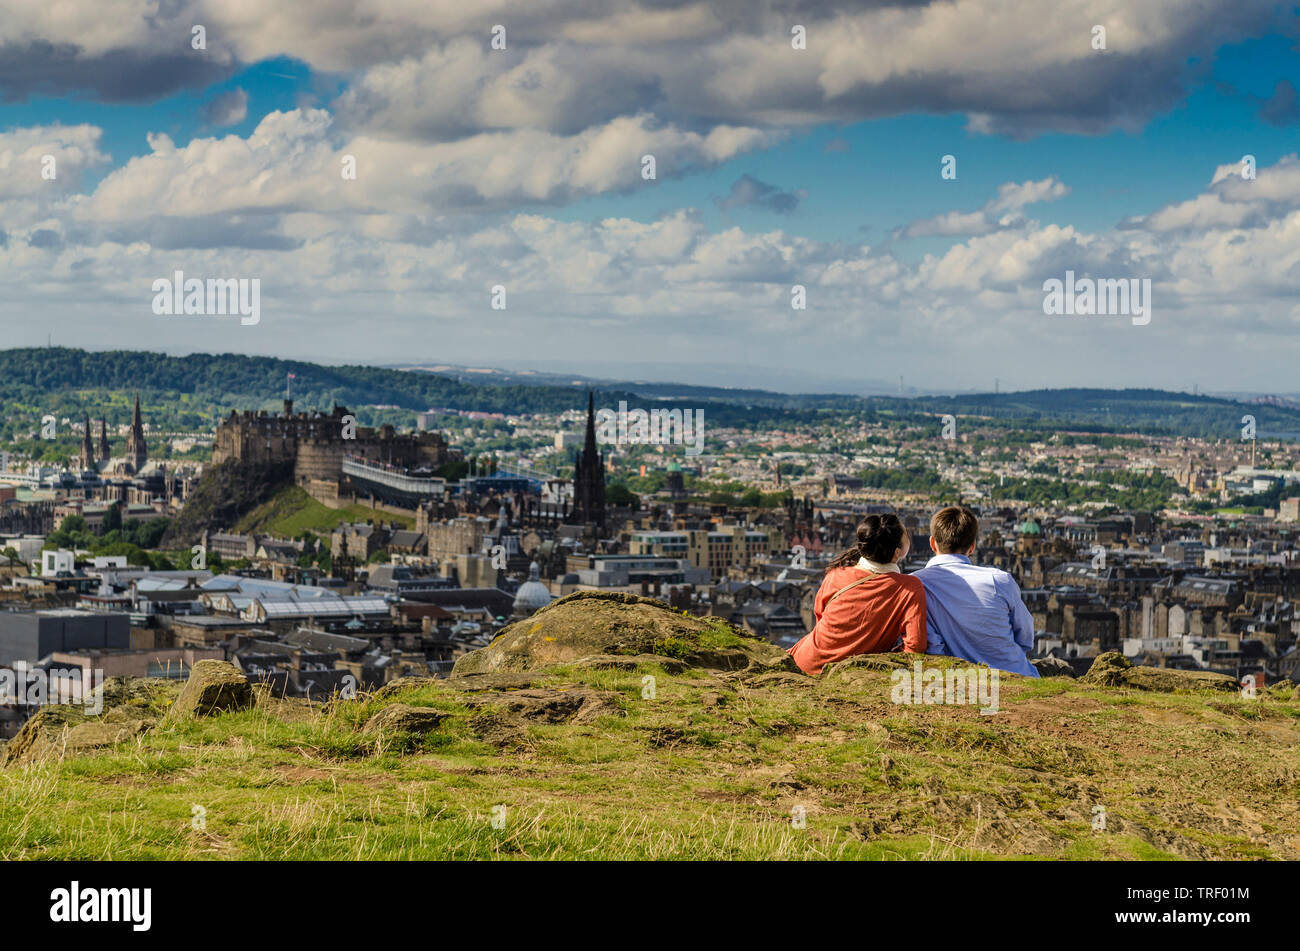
[905, 388, 1300, 440]
[0, 348, 814, 431]
[1, 348, 1298, 441]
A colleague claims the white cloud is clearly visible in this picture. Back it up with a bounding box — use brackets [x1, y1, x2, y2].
[898, 177, 1070, 238]
[1134, 153, 1300, 231]
[73, 108, 770, 234]
[0, 124, 109, 200]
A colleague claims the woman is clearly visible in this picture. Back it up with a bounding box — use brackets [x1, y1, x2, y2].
[788, 514, 926, 675]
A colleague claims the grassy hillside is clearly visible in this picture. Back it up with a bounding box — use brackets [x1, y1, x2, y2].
[1, 595, 1295, 861]
[235, 486, 414, 537]
[161, 460, 295, 547]
[164, 465, 414, 547]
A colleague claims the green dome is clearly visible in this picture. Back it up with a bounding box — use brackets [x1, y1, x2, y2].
[1016, 519, 1042, 535]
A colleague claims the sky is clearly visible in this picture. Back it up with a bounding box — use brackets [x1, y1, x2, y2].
[2, 1, 1300, 395]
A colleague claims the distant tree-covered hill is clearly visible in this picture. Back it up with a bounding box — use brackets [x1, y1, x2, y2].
[0, 348, 831, 435]
[905, 388, 1300, 440]
[0, 348, 1296, 442]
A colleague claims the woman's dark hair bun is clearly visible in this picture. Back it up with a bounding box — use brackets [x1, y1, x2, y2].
[823, 512, 908, 573]
[856, 513, 905, 564]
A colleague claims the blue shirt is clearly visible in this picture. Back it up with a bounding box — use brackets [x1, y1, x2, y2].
[912, 554, 1039, 677]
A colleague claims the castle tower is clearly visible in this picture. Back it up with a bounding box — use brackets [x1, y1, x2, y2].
[79, 414, 95, 470]
[126, 394, 148, 473]
[572, 391, 606, 531]
[97, 418, 110, 462]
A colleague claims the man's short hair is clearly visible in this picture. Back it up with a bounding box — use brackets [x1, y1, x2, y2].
[930, 506, 979, 554]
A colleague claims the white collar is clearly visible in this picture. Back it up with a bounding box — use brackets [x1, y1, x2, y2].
[856, 556, 899, 574]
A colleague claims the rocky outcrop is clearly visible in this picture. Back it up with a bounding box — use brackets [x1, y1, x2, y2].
[5, 710, 151, 765]
[160, 459, 295, 547]
[1082, 651, 1238, 693]
[362, 703, 447, 734]
[166, 660, 254, 719]
[463, 686, 624, 724]
[3, 677, 177, 765]
[1031, 656, 1076, 678]
[450, 591, 798, 676]
[819, 652, 977, 683]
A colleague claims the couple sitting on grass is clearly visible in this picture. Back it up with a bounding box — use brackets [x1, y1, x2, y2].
[788, 505, 1037, 678]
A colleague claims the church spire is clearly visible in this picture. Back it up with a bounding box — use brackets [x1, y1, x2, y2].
[572, 391, 606, 532]
[583, 390, 599, 458]
[80, 414, 95, 470]
[126, 393, 148, 473]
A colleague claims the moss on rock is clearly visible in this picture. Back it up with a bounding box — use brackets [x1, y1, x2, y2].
[451, 591, 797, 676]
[1081, 651, 1133, 687]
[1082, 651, 1238, 693]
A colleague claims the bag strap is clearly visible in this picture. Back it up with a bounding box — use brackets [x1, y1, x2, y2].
[827, 575, 872, 605]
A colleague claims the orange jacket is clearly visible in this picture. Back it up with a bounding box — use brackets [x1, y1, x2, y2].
[788, 566, 927, 675]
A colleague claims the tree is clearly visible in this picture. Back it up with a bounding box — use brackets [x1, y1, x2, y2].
[606, 483, 640, 508]
[1, 546, 25, 573]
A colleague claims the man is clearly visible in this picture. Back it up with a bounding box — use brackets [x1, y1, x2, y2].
[913, 506, 1038, 677]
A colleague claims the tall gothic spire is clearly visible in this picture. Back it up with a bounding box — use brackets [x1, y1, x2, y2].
[572, 391, 606, 531]
[80, 414, 95, 470]
[126, 393, 148, 473]
[583, 390, 598, 458]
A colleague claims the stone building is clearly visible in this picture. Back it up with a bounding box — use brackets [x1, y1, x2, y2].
[211, 400, 456, 495]
[331, 522, 390, 562]
[425, 515, 493, 565]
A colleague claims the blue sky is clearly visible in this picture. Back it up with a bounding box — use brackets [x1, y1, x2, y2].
[1, 2, 1299, 394]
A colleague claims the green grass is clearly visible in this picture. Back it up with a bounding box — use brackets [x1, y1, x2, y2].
[1, 664, 1296, 860]
[235, 485, 413, 537]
